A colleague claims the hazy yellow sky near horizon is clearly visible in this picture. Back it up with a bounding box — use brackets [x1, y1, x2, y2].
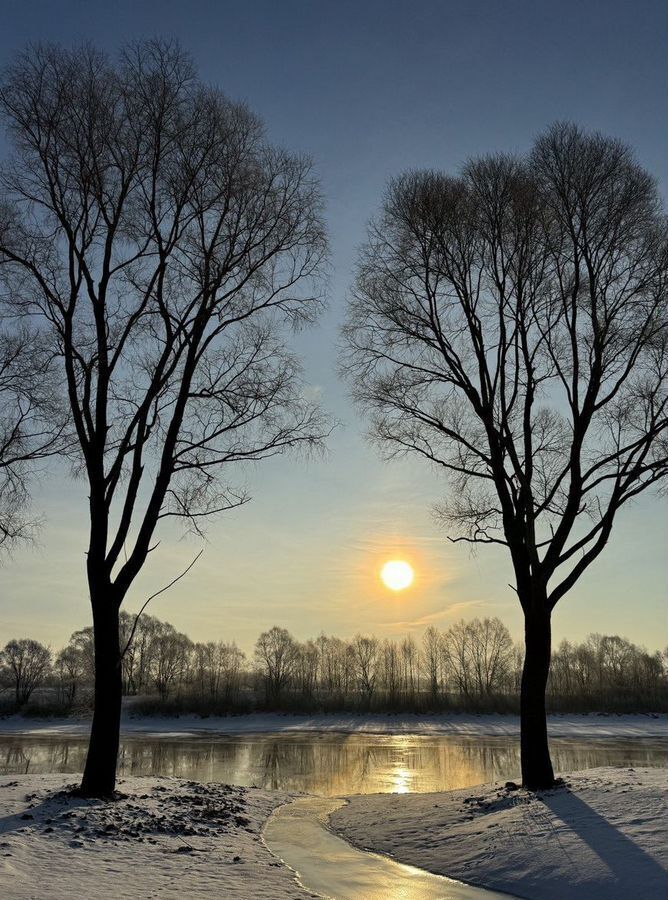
[1, 430, 666, 657]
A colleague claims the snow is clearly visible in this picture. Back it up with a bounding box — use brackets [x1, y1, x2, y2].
[1, 765, 667, 899]
[1, 711, 666, 739]
[331, 766, 668, 900]
[0, 775, 315, 900]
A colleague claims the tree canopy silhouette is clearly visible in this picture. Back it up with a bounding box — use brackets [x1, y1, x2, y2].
[0, 40, 328, 795]
[344, 123, 668, 788]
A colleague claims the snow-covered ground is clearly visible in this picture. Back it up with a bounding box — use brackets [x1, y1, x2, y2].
[0, 775, 314, 900]
[1, 711, 666, 738]
[1, 767, 666, 899]
[332, 766, 668, 900]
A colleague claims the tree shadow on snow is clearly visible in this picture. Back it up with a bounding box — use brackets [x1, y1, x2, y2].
[0, 786, 103, 838]
[541, 788, 667, 895]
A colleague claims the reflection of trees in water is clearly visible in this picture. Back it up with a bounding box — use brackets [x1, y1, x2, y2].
[549, 739, 667, 773]
[118, 740, 218, 779]
[2, 743, 31, 773]
[248, 738, 391, 795]
[0, 738, 86, 774]
[255, 740, 312, 791]
[1, 734, 666, 793]
[238, 736, 518, 795]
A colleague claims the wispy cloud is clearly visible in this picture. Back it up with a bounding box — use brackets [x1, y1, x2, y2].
[380, 599, 485, 630]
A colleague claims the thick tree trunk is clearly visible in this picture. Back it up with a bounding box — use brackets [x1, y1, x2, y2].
[80, 594, 122, 797]
[520, 603, 555, 790]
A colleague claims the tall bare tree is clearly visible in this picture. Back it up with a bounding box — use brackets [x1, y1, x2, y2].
[0, 41, 327, 795]
[344, 123, 668, 788]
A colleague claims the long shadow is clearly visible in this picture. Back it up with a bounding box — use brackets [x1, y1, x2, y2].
[542, 787, 667, 895]
[0, 790, 97, 837]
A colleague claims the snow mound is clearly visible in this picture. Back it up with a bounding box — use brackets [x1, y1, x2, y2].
[331, 766, 668, 900]
[0, 775, 315, 899]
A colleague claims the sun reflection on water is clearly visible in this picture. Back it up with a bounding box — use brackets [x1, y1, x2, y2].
[392, 765, 412, 793]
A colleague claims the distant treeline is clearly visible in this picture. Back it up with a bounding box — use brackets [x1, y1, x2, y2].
[1, 615, 667, 716]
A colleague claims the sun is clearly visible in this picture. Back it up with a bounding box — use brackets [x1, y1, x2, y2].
[381, 559, 414, 591]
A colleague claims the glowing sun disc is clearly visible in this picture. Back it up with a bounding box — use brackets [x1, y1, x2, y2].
[381, 560, 414, 591]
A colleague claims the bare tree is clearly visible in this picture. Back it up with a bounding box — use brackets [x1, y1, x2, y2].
[294, 639, 319, 699]
[254, 626, 299, 703]
[400, 634, 419, 698]
[441, 620, 474, 700]
[152, 622, 192, 700]
[0, 638, 51, 706]
[344, 123, 668, 788]
[55, 643, 87, 707]
[317, 633, 351, 700]
[468, 617, 514, 697]
[0, 41, 327, 795]
[119, 612, 158, 695]
[193, 640, 245, 701]
[421, 625, 443, 701]
[381, 638, 401, 702]
[352, 634, 379, 706]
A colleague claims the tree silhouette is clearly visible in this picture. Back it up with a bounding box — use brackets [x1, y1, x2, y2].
[344, 123, 668, 788]
[0, 40, 328, 795]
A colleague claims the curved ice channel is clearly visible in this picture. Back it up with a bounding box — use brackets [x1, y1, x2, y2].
[264, 796, 520, 900]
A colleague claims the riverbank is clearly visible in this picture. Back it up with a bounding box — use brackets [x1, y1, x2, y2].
[1, 711, 666, 738]
[332, 766, 668, 900]
[0, 774, 314, 900]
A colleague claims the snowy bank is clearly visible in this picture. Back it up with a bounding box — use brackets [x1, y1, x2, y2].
[0, 775, 314, 900]
[1, 711, 667, 739]
[331, 766, 668, 900]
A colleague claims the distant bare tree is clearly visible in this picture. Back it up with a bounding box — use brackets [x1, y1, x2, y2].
[421, 625, 443, 701]
[119, 612, 158, 695]
[55, 641, 89, 707]
[152, 622, 192, 700]
[317, 633, 351, 699]
[381, 638, 401, 702]
[344, 123, 668, 787]
[193, 640, 245, 701]
[352, 634, 379, 705]
[254, 626, 299, 703]
[0, 638, 51, 705]
[294, 639, 319, 699]
[400, 634, 419, 697]
[441, 620, 474, 700]
[467, 618, 514, 697]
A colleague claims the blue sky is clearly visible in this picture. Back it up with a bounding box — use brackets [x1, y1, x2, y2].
[1, 0, 666, 653]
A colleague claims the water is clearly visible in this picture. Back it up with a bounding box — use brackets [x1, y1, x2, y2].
[1, 732, 666, 794]
[264, 797, 515, 900]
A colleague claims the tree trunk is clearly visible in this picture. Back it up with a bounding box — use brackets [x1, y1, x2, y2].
[520, 603, 555, 790]
[80, 594, 122, 797]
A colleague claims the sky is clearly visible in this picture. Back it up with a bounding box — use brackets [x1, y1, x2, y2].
[0, 0, 666, 655]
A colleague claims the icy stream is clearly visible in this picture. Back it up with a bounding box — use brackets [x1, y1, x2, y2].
[264, 796, 519, 900]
